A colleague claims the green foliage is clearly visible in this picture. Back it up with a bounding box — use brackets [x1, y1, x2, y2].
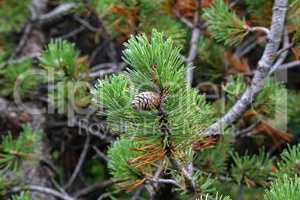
[49, 80, 91, 113]
[0, 0, 31, 33]
[92, 74, 134, 133]
[40, 39, 87, 79]
[196, 38, 225, 81]
[94, 0, 162, 36]
[224, 75, 286, 118]
[93, 31, 215, 191]
[11, 191, 32, 200]
[0, 59, 42, 97]
[231, 151, 273, 186]
[198, 193, 232, 200]
[223, 75, 247, 104]
[164, 88, 214, 151]
[0, 125, 42, 171]
[92, 74, 132, 112]
[203, 0, 247, 47]
[276, 144, 300, 178]
[256, 79, 287, 118]
[40, 39, 90, 113]
[294, 29, 300, 48]
[143, 15, 187, 49]
[245, 0, 299, 26]
[244, 0, 272, 26]
[107, 138, 144, 188]
[287, 92, 300, 133]
[0, 34, 16, 59]
[195, 139, 231, 175]
[264, 176, 300, 200]
[175, 170, 216, 199]
[291, 0, 300, 49]
[123, 30, 186, 91]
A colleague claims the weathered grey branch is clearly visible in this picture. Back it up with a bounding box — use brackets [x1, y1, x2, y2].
[148, 178, 180, 187]
[38, 3, 75, 25]
[64, 133, 91, 189]
[73, 14, 99, 32]
[74, 180, 113, 197]
[174, 10, 194, 28]
[270, 27, 290, 73]
[10, 185, 75, 200]
[186, 13, 201, 87]
[202, 0, 288, 136]
[89, 63, 127, 79]
[272, 60, 300, 72]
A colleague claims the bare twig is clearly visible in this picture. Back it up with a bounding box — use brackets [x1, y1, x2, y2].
[235, 121, 260, 137]
[38, 3, 75, 25]
[89, 63, 127, 79]
[93, 146, 109, 162]
[73, 117, 115, 143]
[270, 28, 290, 74]
[131, 186, 145, 200]
[64, 133, 91, 189]
[202, 0, 288, 136]
[148, 178, 180, 187]
[74, 180, 113, 197]
[9, 24, 33, 61]
[170, 158, 196, 193]
[247, 26, 270, 36]
[235, 36, 257, 58]
[73, 14, 99, 32]
[272, 60, 300, 73]
[61, 26, 85, 39]
[10, 185, 75, 200]
[186, 13, 201, 87]
[173, 10, 194, 28]
[237, 184, 244, 200]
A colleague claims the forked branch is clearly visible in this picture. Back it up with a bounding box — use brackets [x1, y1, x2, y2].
[202, 0, 288, 136]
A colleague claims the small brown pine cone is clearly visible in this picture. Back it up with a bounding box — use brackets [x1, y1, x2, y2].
[132, 91, 161, 110]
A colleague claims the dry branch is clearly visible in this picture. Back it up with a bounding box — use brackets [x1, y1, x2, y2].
[202, 0, 288, 136]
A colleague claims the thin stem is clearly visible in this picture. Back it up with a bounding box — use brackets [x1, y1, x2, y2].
[248, 26, 270, 36]
[64, 133, 91, 189]
[10, 185, 75, 200]
[186, 12, 201, 87]
[272, 60, 300, 73]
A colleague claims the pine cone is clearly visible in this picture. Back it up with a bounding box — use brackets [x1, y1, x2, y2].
[132, 91, 161, 110]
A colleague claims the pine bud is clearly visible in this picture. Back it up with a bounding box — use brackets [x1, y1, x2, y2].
[132, 91, 161, 110]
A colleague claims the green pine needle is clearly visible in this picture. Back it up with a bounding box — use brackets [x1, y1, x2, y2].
[231, 151, 273, 186]
[0, 125, 42, 171]
[0, 0, 30, 33]
[203, 0, 248, 47]
[264, 176, 300, 200]
[11, 191, 32, 200]
[123, 30, 186, 92]
[276, 144, 300, 178]
[224, 75, 286, 118]
[40, 39, 83, 79]
[107, 138, 144, 188]
[0, 59, 42, 97]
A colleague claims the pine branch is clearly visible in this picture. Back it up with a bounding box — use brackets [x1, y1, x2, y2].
[203, 0, 248, 46]
[202, 0, 288, 136]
